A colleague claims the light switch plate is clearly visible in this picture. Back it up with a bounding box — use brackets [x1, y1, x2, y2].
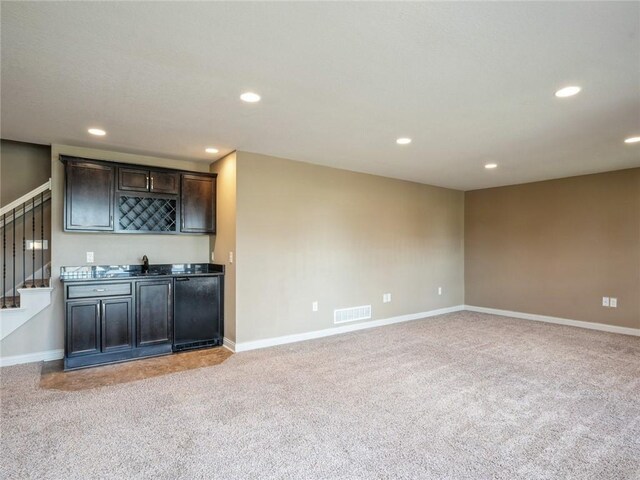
[312, 301, 318, 312]
[602, 296, 610, 307]
[438, 287, 442, 296]
[86, 252, 94, 263]
[610, 297, 617, 308]
[26, 240, 48, 250]
[211, 251, 215, 262]
[229, 251, 233, 263]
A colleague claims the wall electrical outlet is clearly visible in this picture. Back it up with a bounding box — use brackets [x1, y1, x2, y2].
[602, 296, 610, 307]
[312, 301, 318, 312]
[610, 297, 618, 308]
[438, 287, 442, 296]
[383, 293, 391, 303]
[86, 252, 94, 263]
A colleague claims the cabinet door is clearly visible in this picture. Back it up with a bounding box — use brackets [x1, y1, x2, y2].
[181, 174, 216, 234]
[136, 280, 173, 347]
[66, 300, 101, 357]
[65, 160, 114, 231]
[119, 167, 150, 192]
[150, 171, 179, 194]
[101, 298, 133, 352]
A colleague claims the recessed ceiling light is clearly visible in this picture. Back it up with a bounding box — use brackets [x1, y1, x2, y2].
[485, 163, 498, 169]
[240, 92, 261, 103]
[88, 128, 106, 136]
[555, 86, 581, 98]
[396, 137, 412, 145]
[205, 147, 219, 154]
[624, 136, 640, 144]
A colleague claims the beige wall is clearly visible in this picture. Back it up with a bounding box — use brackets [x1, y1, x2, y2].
[465, 168, 640, 329]
[1, 139, 51, 205]
[210, 152, 237, 343]
[1, 145, 212, 357]
[5, 141, 634, 359]
[235, 152, 465, 344]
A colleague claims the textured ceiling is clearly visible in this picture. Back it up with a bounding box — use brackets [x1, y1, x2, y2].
[1, 2, 639, 190]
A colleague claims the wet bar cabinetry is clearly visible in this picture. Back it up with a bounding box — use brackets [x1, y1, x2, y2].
[64, 161, 115, 231]
[61, 156, 216, 234]
[64, 279, 172, 369]
[136, 280, 173, 347]
[119, 167, 179, 194]
[61, 264, 224, 370]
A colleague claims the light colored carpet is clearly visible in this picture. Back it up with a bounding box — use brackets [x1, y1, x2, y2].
[1, 311, 639, 480]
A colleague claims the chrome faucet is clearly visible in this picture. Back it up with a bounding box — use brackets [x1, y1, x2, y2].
[142, 255, 149, 274]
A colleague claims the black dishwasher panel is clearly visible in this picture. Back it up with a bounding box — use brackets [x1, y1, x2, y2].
[173, 276, 223, 351]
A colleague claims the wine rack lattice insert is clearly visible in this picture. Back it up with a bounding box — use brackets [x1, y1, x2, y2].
[118, 196, 177, 232]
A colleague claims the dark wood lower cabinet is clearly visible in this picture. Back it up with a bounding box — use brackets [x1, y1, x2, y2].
[66, 300, 101, 357]
[63, 272, 222, 370]
[64, 280, 171, 370]
[136, 280, 173, 347]
[66, 297, 133, 360]
[101, 298, 133, 352]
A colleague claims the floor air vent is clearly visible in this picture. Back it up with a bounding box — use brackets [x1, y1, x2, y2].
[334, 305, 372, 324]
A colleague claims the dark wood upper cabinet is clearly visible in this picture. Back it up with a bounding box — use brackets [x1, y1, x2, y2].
[64, 160, 115, 231]
[150, 171, 179, 194]
[119, 167, 149, 192]
[118, 167, 178, 194]
[181, 174, 216, 234]
[136, 280, 172, 347]
[62, 156, 215, 235]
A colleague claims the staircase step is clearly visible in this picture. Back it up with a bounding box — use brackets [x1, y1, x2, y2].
[1, 296, 21, 308]
[23, 279, 50, 288]
[0, 286, 53, 341]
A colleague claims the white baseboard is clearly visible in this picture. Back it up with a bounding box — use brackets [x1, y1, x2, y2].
[5, 305, 630, 366]
[0, 348, 64, 367]
[222, 337, 236, 353]
[465, 305, 640, 337]
[233, 305, 466, 353]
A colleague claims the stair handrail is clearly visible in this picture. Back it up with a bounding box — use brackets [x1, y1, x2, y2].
[0, 179, 51, 217]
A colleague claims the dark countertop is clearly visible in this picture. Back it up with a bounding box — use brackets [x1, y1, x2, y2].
[60, 263, 224, 282]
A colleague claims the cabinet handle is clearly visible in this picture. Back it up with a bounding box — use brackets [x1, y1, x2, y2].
[175, 277, 190, 282]
[146, 176, 150, 190]
[151, 176, 154, 190]
[94, 288, 106, 292]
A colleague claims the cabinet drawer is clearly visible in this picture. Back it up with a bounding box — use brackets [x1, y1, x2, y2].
[68, 283, 132, 299]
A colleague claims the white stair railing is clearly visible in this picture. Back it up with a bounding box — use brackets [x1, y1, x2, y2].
[0, 179, 51, 218]
[1, 179, 52, 309]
